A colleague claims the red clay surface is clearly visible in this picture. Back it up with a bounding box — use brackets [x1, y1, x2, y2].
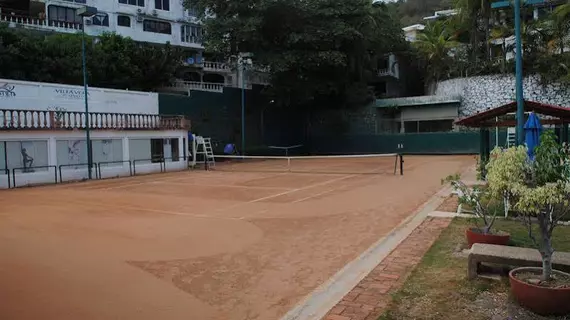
[0, 155, 473, 320]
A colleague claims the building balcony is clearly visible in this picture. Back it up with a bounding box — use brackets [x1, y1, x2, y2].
[1, 13, 82, 34]
[165, 80, 226, 93]
[0, 109, 189, 131]
[377, 68, 399, 79]
[202, 61, 232, 73]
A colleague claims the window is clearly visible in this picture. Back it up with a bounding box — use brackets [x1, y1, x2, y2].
[403, 120, 454, 133]
[47, 5, 82, 26]
[150, 139, 164, 163]
[170, 138, 179, 162]
[181, 24, 203, 43]
[418, 119, 453, 133]
[186, 7, 198, 16]
[92, 13, 109, 26]
[118, 0, 145, 7]
[143, 19, 171, 34]
[155, 0, 170, 11]
[63, 0, 86, 3]
[117, 15, 131, 27]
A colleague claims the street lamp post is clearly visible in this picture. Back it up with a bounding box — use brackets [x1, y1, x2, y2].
[238, 55, 253, 155]
[76, 6, 97, 179]
[492, 0, 527, 145]
[514, 0, 525, 146]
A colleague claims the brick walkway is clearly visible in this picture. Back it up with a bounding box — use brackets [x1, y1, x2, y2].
[321, 217, 452, 320]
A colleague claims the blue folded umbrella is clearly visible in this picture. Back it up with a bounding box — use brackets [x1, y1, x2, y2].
[524, 112, 542, 161]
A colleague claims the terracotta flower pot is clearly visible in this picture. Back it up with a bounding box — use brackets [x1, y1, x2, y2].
[465, 227, 510, 248]
[510, 267, 570, 316]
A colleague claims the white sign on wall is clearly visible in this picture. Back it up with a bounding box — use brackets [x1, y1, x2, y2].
[0, 78, 159, 115]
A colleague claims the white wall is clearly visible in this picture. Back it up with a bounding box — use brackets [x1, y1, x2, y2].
[43, 0, 203, 49]
[0, 130, 188, 189]
[0, 78, 158, 114]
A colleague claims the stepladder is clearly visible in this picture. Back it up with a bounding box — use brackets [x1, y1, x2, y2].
[194, 136, 215, 168]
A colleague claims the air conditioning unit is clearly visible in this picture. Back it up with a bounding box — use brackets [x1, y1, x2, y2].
[85, 18, 93, 25]
[136, 15, 144, 23]
[152, 10, 158, 16]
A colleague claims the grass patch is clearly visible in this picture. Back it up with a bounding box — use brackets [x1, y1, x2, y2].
[377, 218, 570, 320]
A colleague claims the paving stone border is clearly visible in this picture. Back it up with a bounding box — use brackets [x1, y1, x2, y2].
[321, 217, 452, 320]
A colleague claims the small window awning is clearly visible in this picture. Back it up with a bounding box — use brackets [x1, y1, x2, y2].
[455, 100, 570, 128]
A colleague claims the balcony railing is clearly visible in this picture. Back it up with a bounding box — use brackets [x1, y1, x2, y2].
[202, 61, 232, 72]
[168, 80, 226, 93]
[1, 14, 82, 33]
[378, 68, 397, 78]
[0, 110, 189, 130]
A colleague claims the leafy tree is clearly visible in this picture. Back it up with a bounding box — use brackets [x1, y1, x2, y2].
[0, 25, 184, 91]
[489, 24, 513, 73]
[186, 0, 407, 108]
[414, 20, 458, 88]
[388, 0, 452, 26]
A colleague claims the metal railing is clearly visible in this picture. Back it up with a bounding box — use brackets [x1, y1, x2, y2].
[12, 165, 57, 188]
[58, 163, 99, 183]
[132, 157, 165, 175]
[97, 160, 132, 178]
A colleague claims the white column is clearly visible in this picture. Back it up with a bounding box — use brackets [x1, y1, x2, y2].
[122, 137, 129, 162]
[191, 134, 197, 166]
[48, 136, 57, 166]
[179, 135, 185, 162]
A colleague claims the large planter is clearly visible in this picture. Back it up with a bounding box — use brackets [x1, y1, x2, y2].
[465, 227, 510, 248]
[509, 267, 570, 316]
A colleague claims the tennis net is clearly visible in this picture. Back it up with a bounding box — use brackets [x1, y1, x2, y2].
[209, 153, 403, 175]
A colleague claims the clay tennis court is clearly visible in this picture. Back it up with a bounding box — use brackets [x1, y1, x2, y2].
[0, 155, 473, 320]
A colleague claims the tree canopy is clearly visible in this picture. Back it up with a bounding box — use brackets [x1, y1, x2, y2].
[0, 26, 185, 91]
[187, 0, 408, 108]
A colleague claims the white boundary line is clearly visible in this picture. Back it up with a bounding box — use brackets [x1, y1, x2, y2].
[247, 175, 356, 204]
[279, 185, 452, 320]
[290, 174, 378, 204]
[39, 199, 242, 221]
[153, 180, 293, 191]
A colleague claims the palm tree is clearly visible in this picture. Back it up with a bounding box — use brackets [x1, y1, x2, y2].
[414, 20, 459, 91]
[550, 2, 570, 54]
[453, 0, 492, 60]
[489, 25, 513, 73]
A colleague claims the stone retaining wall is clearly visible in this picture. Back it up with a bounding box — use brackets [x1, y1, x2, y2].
[436, 75, 570, 116]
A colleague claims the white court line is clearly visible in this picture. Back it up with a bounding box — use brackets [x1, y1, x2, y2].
[248, 174, 356, 204]
[235, 175, 357, 219]
[77, 174, 183, 191]
[85, 170, 292, 191]
[39, 199, 241, 221]
[153, 180, 293, 191]
[291, 169, 394, 203]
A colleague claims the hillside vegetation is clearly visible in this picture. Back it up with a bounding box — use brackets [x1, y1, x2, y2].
[388, 0, 453, 26]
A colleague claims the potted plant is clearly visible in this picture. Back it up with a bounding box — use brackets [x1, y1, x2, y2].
[443, 174, 510, 248]
[486, 131, 570, 316]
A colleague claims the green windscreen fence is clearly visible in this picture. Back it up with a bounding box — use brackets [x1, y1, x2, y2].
[308, 130, 509, 155]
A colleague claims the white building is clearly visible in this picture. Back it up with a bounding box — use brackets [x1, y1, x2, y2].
[0, 78, 190, 189]
[402, 24, 425, 43]
[0, 0, 270, 94]
[1, 0, 203, 50]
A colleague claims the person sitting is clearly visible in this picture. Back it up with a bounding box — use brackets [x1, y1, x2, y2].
[224, 143, 238, 155]
[21, 148, 34, 172]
